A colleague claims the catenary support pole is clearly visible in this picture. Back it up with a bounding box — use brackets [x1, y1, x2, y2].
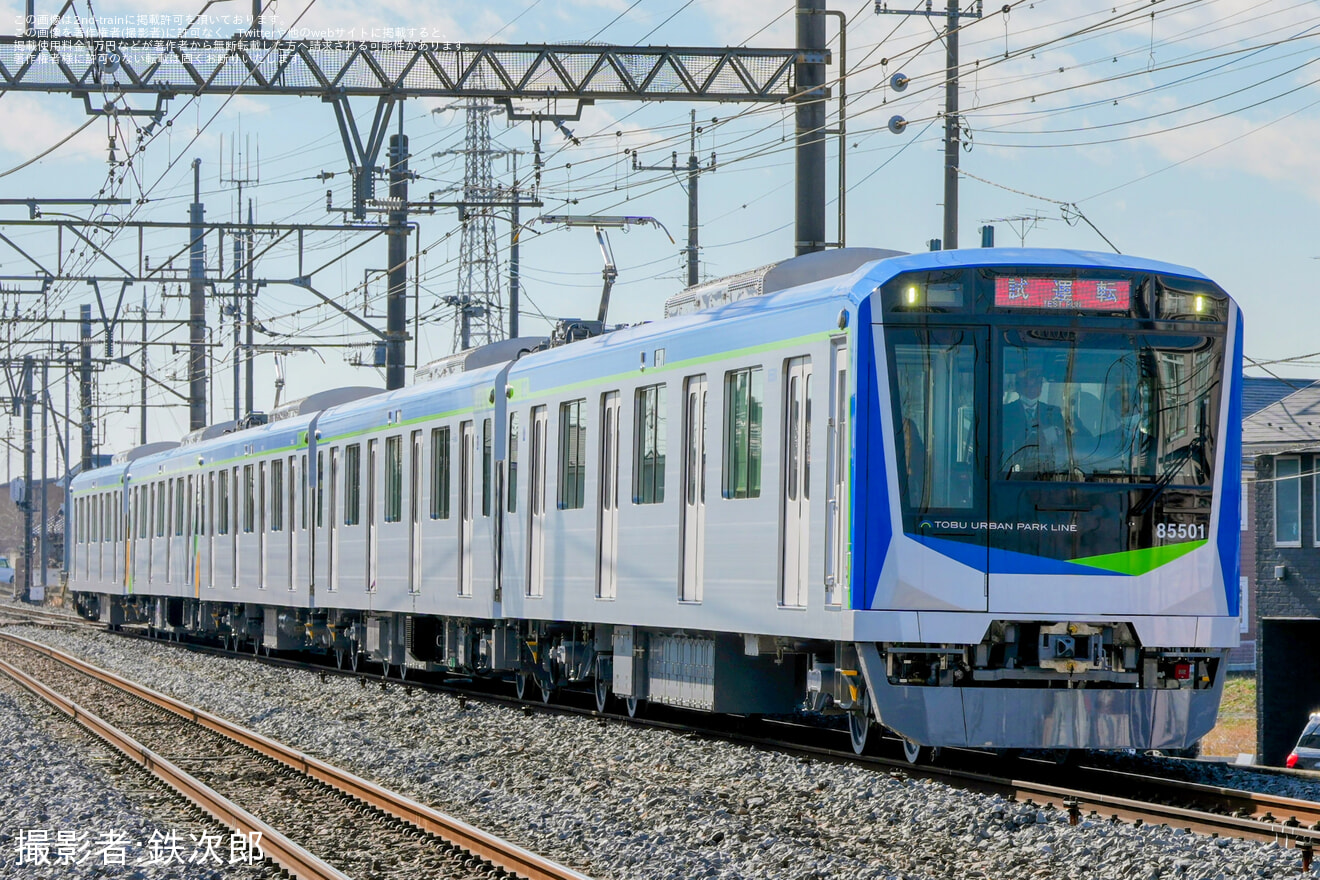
[21, 355, 33, 602]
[687, 110, 700, 286]
[509, 153, 520, 340]
[386, 129, 409, 390]
[943, 0, 960, 249]
[245, 200, 255, 415]
[39, 357, 47, 595]
[795, 0, 827, 256]
[189, 158, 207, 430]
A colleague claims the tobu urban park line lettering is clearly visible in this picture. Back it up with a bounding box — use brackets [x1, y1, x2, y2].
[921, 520, 1080, 532]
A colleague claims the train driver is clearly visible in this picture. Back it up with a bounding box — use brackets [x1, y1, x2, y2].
[1001, 367, 1067, 475]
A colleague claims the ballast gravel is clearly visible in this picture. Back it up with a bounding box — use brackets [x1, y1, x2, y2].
[0, 667, 274, 879]
[2, 622, 1310, 880]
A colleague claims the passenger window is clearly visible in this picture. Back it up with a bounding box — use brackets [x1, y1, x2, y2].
[633, 384, 666, 504]
[217, 473, 229, 535]
[430, 427, 450, 519]
[385, 435, 402, 523]
[722, 367, 764, 499]
[271, 459, 284, 531]
[507, 413, 520, 514]
[345, 443, 361, 526]
[482, 419, 492, 517]
[558, 399, 586, 510]
[243, 465, 255, 533]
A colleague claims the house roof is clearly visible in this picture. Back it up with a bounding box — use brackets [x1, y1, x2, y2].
[1244, 376, 1311, 418]
[1244, 378, 1320, 455]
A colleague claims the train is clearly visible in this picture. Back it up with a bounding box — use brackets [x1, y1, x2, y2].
[67, 246, 1242, 761]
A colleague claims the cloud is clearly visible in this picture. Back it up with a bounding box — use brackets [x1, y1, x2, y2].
[0, 95, 104, 166]
[1137, 107, 1320, 202]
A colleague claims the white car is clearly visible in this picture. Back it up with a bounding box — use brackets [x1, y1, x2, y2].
[0, 556, 13, 585]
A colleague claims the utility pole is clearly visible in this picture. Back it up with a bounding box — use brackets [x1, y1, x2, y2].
[386, 125, 409, 390]
[39, 358, 47, 598]
[222, 135, 259, 419]
[139, 291, 147, 443]
[62, 358, 69, 574]
[632, 110, 717, 287]
[21, 355, 33, 602]
[245, 199, 255, 415]
[79, 304, 93, 471]
[189, 158, 207, 430]
[232, 231, 241, 421]
[878, 0, 982, 249]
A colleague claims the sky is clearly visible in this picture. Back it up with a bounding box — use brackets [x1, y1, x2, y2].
[0, 0, 1317, 475]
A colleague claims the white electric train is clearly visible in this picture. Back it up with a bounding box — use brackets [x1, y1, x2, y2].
[68, 246, 1242, 759]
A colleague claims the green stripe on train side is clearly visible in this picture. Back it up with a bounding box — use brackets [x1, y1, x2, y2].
[1068, 539, 1206, 575]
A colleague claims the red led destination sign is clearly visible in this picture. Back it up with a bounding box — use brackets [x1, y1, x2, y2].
[994, 277, 1131, 311]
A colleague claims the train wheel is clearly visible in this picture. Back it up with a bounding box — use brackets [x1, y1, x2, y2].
[539, 679, 557, 705]
[624, 695, 644, 718]
[902, 737, 934, 765]
[334, 648, 346, 669]
[515, 672, 531, 700]
[396, 664, 409, 681]
[349, 650, 360, 673]
[594, 677, 609, 713]
[848, 709, 872, 756]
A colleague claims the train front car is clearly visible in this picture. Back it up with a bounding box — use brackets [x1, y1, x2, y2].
[852, 248, 1241, 756]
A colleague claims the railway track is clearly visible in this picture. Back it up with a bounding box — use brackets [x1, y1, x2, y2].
[6, 614, 1320, 865]
[0, 632, 593, 880]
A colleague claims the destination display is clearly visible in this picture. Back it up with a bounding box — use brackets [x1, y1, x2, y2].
[994, 277, 1131, 311]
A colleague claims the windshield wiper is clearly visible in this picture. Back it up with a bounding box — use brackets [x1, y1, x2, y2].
[1132, 438, 1202, 516]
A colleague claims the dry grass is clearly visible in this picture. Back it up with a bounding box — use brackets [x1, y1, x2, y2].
[1201, 673, 1256, 758]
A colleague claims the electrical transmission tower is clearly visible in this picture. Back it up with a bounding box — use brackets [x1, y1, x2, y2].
[447, 102, 505, 352]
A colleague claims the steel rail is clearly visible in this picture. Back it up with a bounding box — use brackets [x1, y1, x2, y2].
[10, 623, 1316, 853]
[0, 632, 593, 880]
[1069, 764, 1320, 828]
[0, 655, 352, 880]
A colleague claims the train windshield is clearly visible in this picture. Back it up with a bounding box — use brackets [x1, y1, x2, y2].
[888, 328, 1223, 515]
[998, 330, 1221, 485]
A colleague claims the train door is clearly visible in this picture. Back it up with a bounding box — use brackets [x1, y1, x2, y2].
[198, 474, 209, 591]
[781, 357, 812, 607]
[409, 430, 422, 594]
[328, 448, 339, 592]
[680, 375, 707, 602]
[185, 476, 195, 594]
[287, 456, 296, 591]
[527, 406, 547, 598]
[257, 463, 267, 589]
[459, 421, 474, 597]
[95, 495, 104, 582]
[597, 392, 620, 599]
[366, 439, 377, 592]
[148, 484, 156, 584]
[205, 474, 213, 591]
[824, 341, 848, 606]
[883, 325, 989, 611]
[164, 482, 172, 583]
[229, 472, 240, 588]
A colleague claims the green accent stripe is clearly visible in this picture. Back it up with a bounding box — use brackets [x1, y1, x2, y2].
[1069, 539, 1206, 575]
